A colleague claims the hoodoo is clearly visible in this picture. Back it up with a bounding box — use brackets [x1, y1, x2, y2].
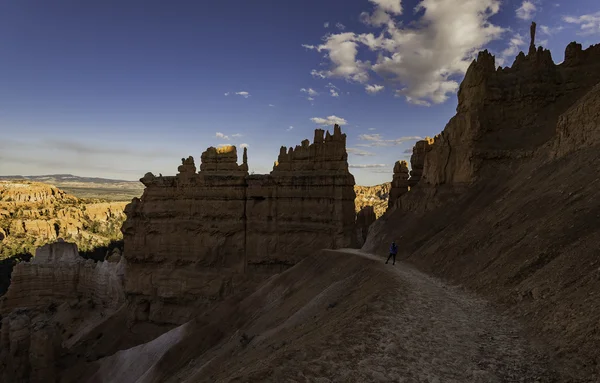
[121, 125, 357, 325]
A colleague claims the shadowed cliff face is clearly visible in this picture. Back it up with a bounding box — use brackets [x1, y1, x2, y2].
[121, 126, 358, 325]
[366, 25, 600, 380]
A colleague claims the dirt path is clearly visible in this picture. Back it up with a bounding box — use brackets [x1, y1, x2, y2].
[335, 249, 556, 383]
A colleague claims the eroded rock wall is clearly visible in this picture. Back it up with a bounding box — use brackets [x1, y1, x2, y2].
[122, 126, 357, 325]
[387, 24, 600, 214]
[0, 240, 125, 315]
[0, 240, 126, 383]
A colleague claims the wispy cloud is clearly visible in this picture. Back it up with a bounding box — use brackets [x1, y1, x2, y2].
[336, 22, 346, 30]
[563, 12, 600, 36]
[216, 132, 230, 140]
[349, 164, 387, 168]
[224, 92, 230, 96]
[516, 1, 537, 20]
[235, 91, 251, 98]
[347, 148, 375, 156]
[365, 84, 385, 94]
[326, 83, 340, 97]
[324, 22, 330, 28]
[310, 115, 348, 126]
[268, 104, 275, 107]
[231, 133, 243, 138]
[300, 88, 319, 96]
[357, 134, 422, 147]
[287, 126, 294, 131]
[368, 128, 376, 131]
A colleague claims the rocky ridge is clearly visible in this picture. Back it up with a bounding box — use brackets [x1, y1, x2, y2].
[122, 125, 357, 325]
[365, 23, 600, 380]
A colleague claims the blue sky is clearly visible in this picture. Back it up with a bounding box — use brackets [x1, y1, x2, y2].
[0, 0, 599, 185]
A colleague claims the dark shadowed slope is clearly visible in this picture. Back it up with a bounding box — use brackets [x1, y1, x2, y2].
[79, 249, 555, 383]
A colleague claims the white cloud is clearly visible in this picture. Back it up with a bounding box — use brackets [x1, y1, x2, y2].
[310, 115, 348, 126]
[326, 83, 340, 96]
[357, 133, 422, 147]
[268, 104, 275, 107]
[368, 128, 376, 131]
[349, 164, 387, 168]
[336, 22, 346, 30]
[324, 22, 330, 28]
[231, 133, 243, 138]
[311, 69, 327, 79]
[347, 148, 375, 156]
[539, 25, 564, 36]
[303, 0, 505, 105]
[302, 44, 317, 50]
[307, 97, 315, 101]
[224, 92, 230, 96]
[516, 1, 537, 20]
[563, 12, 600, 36]
[368, 0, 402, 15]
[235, 91, 251, 98]
[300, 88, 319, 96]
[216, 132, 230, 140]
[365, 84, 385, 94]
[287, 126, 294, 131]
[240, 143, 249, 148]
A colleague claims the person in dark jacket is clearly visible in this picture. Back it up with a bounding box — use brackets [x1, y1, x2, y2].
[386, 241, 398, 265]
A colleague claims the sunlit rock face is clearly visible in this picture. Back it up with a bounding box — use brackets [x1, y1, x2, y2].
[122, 125, 358, 325]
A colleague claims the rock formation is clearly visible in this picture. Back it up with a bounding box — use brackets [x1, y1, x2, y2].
[386, 21, 600, 211]
[0, 181, 127, 259]
[364, 24, 600, 379]
[355, 205, 376, 246]
[0, 240, 126, 382]
[388, 161, 410, 209]
[121, 125, 357, 325]
[1, 240, 125, 314]
[354, 183, 391, 218]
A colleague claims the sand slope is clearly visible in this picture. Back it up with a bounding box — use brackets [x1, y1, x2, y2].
[83, 249, 555, 383]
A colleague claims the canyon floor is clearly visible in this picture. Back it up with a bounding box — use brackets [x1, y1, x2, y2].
[78, 249, 557, 383]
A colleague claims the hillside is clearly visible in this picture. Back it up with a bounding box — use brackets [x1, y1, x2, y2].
[0, 181, 126, 259]
[364, 35, 600, 380]
[59, 249, 554, 382]
[0, 175, 144, 202]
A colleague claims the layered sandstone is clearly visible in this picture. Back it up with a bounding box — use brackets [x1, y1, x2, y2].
[354, 183, 390, 218]
[122, 125, 357, 324]
[0, 181, 127, 259]
[415, 25, 600, 191]
[0, 240, 126, 382]
[0, 240, 125, 314]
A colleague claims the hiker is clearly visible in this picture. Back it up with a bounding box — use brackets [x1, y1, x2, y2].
[386, 241, 398, 265]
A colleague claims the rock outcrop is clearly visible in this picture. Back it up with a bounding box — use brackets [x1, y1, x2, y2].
[365, 24, 600, 380]
[419, 24, 599, 188]
[122, 125, 357, 325]
[354, 183, 390, 218]
[355, 205, 376, 246]
[0, 181, 127, 259]
[0, 240, 126, 382]
[1, 240, 125, 314]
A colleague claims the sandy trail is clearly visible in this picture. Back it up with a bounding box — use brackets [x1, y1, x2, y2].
[90, 249, 558, 383]
[305, 249, 556, 383]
